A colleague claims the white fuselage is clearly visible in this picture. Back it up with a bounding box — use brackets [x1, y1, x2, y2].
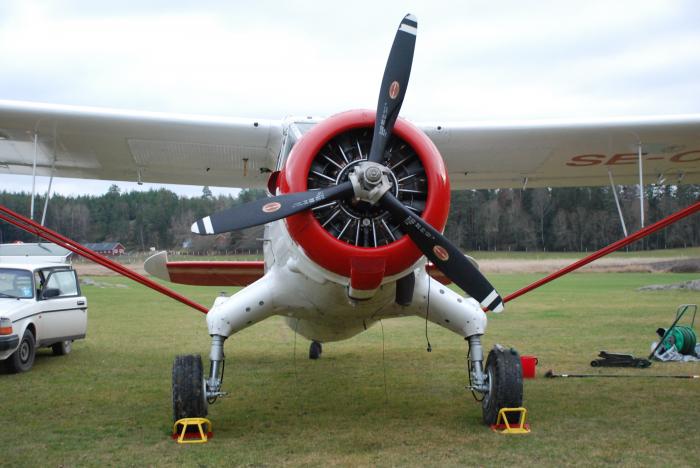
[205, 218, 488, 343]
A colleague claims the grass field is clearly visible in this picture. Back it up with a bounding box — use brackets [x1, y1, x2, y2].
[2, 270, 700, 466]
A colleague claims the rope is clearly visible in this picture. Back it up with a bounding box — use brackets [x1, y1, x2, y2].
[380, 320, 388, 403]
[504, 200, 700, 304]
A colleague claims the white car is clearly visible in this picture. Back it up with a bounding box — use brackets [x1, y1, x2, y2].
[0, 262, 87, 373]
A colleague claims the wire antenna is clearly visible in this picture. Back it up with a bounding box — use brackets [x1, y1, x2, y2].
[380, 320, 388, 403]
[425, 276, 432, 352]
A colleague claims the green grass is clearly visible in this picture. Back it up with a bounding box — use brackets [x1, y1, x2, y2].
[1, 272, 700, 466]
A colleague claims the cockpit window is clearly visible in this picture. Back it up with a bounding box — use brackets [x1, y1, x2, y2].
[0, 269, 34, 299]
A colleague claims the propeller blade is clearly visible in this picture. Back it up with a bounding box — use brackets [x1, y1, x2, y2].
[191, 181, 354, 235]
[367, 14, 417, 164]
[379, 193, 504, 312]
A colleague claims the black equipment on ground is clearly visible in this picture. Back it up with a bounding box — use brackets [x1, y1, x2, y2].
[590, 351, 651, 368]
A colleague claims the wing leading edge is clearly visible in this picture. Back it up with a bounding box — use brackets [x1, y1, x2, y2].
[419, 115, 700, 189]
[0, 100, 284, 188]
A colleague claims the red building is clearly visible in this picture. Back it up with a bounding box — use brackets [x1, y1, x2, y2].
[84, 242, 126, 256]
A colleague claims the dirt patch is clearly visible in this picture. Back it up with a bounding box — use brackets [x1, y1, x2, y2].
[79, 277, 129, 288]
[637, 279, 700, 291]
[74, 261, 147, 277]
[477, 257, 700, 274]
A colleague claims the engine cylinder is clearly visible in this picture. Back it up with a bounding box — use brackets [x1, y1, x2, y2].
[280, 109, 450, 283]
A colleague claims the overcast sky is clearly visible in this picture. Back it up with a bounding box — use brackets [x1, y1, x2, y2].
[1, 0, 699, 197]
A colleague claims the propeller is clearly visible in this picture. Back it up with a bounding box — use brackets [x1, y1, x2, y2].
[367, 14, 417, 164]
[190, 14, 504, 312]
[191, 181, 353, 234]
[378, 192, 504, 312]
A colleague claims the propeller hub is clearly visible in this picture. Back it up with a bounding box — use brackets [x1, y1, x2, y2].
[348, 161, 392, 205]
[364, 165, 383, 184]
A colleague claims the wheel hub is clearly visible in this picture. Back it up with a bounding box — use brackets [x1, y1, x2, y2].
[19, 341, 29, 361]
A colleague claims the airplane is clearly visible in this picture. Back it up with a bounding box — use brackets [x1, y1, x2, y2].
[0, 14, 699, 426]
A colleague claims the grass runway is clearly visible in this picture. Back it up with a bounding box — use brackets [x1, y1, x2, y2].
[1, 271, 699, 466]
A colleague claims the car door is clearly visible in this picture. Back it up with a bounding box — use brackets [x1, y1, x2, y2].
[38, 269, 87, 345]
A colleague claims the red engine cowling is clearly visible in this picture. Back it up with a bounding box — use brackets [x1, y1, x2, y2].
[280, 109, 450, 293]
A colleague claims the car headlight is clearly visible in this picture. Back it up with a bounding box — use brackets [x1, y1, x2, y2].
[0, 317, 12, 335]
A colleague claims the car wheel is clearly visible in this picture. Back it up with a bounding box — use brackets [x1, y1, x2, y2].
[8, 329, 36, 373]
[52, 340, 72, 356]
[172, 354, 208, 423]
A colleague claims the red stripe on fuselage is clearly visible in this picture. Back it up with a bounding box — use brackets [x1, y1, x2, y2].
[166, 261, 265, 286]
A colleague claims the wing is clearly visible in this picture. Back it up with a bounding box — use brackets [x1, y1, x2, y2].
[0, 100, 284, 188]
[419, 115, 700, 189]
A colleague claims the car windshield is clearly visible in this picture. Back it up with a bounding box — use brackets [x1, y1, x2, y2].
[0, 268, 34, 299]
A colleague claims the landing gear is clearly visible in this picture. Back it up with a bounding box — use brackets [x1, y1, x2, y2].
[171, 335, 229, 422]
[466, 336, 523, 425]
[309, 340, 322, 360]
[172, 354, 208, 421]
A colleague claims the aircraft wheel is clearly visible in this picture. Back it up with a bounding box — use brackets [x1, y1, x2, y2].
[52, 340, 72, 356]
[482, 346, 523, 425]
[8, 329, 36, 373]
[309, 341, 322, 360]
[172, 354, 208, 422]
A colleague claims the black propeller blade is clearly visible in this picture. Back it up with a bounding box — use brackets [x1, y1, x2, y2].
[367, 14, 417, 164]
[191, 181, 354, 235]
[379, 192, 504, 312]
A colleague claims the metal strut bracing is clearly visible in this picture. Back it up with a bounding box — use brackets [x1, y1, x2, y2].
[504, 200, 700, 304]
[0, 204, 209, 314]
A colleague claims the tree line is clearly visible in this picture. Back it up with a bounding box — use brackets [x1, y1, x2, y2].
[0, 184, 698, 253]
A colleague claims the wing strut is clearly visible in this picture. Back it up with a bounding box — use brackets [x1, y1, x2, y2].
[0, 204, 209, 314]
[504, 200, 700, 304]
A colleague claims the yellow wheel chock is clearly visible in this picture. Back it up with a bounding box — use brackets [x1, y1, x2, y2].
[490, 407, 531, 434]
[172, 417, 213, 444]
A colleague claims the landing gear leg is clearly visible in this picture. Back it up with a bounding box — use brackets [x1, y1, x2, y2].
[466, 336, 523, 425]
[309, 340, 322, 360]
[206, 335, 227, 403]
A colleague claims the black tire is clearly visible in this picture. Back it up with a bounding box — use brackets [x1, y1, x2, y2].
[172, 354, 208, 422]
[52, 340, 72, 356]
[590, 360, 600, 367]
[309, 341, 322, 360]
[8, 329, 36, 373]
[482, 346, 523, 425]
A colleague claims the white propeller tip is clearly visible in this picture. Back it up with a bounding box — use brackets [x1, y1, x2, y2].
[191, 216, 214, 235]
